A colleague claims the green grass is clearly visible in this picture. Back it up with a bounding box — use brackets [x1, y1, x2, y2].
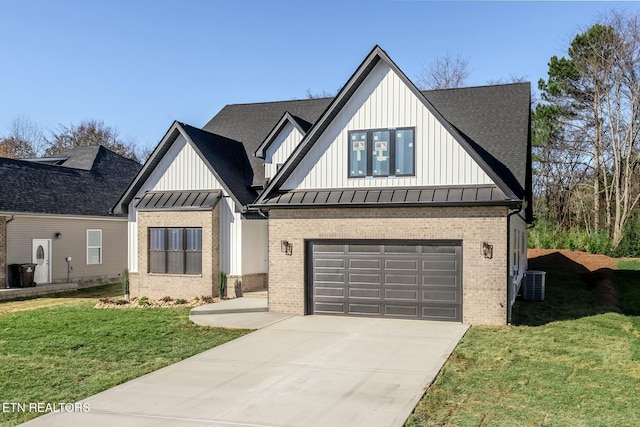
[407, 269, 640, 427]
[615, 259, 640, 271]
[0, 287, 250, 426]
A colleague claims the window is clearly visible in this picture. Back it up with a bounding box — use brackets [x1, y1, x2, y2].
[348, 127, 415, 178]
[149, 228, 202, 274]
[87, 230, 102, 265]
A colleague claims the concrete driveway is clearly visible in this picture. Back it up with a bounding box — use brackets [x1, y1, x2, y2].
[23, 315, 467, 427]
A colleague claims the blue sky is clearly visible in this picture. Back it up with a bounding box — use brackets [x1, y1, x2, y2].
[0, 1, 637, 152]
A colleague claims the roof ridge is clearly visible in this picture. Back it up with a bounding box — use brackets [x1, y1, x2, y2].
[422, 81, 530, 93]
[224, 97, 334, 107]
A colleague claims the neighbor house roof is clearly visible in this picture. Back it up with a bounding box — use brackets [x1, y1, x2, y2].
[0, 146, 141, 217]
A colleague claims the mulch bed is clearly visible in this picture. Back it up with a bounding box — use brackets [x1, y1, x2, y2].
[95, 296, 222, 309]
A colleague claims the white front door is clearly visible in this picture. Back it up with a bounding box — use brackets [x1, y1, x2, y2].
[32, 239, 51, 284]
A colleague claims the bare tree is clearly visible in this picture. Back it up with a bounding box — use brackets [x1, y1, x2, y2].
[305, 89, 335, 99]
[45, 119, 140, 162]
[416, 52, 470, 90]
[0, 116, 45, 158]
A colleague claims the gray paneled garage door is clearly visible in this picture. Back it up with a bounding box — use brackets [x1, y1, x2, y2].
[310, 241, 462, 321]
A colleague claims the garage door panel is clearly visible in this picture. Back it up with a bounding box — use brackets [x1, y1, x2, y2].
[349, 303, 381, 315]
[349, 259, 380, 269]
[423, 260, 457, 271]
[385, 304, 419, 317]
[314, 273, 345, 283]
[315, 258, 345, 268]
[315, 287, 345, 297]
[311, 241, 461, 322]
[385, 274, 418, 285]
[348, 273, 380, 284]
[384, 289, 418, 301]
[315, 302, 346, 314]
[349, 288, 381, 299]
[385, 259, 418, 270]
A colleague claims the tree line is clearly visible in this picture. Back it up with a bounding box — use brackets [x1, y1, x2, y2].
[0, 117, 146, 162]
[533, 10, 640, 255]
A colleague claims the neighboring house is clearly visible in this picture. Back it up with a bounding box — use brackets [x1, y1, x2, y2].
[0, 146, 141, 288]
[114, 46, 531, 325]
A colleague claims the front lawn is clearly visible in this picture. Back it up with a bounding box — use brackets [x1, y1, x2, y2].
[407, 265, 640, 426]
[0, 285, 250, 426]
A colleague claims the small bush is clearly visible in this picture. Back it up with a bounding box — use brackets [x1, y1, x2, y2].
[115, 299, 129, 306]
[175, 299, 188, 305]
[138, 296, 150, 307]
[160, 296, 173, 302]
[99, 298, 115, 304]
[193, 295, 200, 301]
[200, 296, 214, 304]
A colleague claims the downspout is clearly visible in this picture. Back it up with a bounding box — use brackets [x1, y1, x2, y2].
[506, 207, 521, 325]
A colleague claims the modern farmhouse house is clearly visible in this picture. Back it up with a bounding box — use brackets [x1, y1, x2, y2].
[114, 46, 531, 325]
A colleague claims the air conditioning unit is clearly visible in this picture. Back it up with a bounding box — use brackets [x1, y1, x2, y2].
[522, 270, 546, 301]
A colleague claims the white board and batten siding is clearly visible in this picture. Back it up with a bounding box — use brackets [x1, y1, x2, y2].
[282, 61, 495, 191]
[509, 212, 528, 308]
[127, 134, 265, 277]
[264, 123, 305, 180]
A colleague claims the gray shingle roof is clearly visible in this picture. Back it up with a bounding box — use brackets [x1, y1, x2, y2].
[179, 123, 258, 207]
[203, 85, 530, 204]
[0, 146, 141, 216]
[203, 98, 332, 186]
[422, 83, 531, 199]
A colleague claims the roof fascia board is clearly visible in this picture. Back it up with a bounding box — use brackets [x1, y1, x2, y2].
[254, 112, 307, 159]
[111, 121, 182, 215]
[257, 45, 520, 204]
[176, 123, 246, 212]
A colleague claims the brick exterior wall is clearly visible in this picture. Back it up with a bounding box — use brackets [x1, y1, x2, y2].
[132, 208, 219, 299]
[268, 206, 509, 325]
[0, 216, 6, 288]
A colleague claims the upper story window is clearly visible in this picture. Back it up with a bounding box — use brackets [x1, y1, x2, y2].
[348, 127, 415, 178]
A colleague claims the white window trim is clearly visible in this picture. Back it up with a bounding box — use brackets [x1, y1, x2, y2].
[87, 229, 103, 265]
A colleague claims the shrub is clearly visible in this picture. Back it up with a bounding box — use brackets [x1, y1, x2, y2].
[138, 296, 150, 307]
[218, 272, 227, 299]
[160, 296, 173, 302]
[200, 296, 214, 304]
[175, 299, 188, 305]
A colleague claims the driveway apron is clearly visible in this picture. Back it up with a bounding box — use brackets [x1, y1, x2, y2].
[22, 315, 467, 427]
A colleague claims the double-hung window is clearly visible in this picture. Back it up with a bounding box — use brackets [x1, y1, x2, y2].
[149, 227, 202, 274]
[348, 127, 415, 178]
[87, 229, 102, 265]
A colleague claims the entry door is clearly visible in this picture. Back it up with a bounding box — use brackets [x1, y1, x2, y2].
[32, 239, 51, 284]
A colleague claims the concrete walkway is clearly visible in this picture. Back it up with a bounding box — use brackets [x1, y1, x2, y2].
[189, 297, 293, 329]
[22, 313, 467, 427]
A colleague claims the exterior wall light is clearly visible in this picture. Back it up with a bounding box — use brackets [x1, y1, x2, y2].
[55, 232, 62, 239]
[281, 240, 293, 256]
[482, 241, 493, 259]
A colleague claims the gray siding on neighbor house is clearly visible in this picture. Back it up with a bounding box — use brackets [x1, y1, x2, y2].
[6, 215, 128, 284]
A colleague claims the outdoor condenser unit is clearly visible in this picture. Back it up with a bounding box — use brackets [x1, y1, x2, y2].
[522, 270, 546, 301]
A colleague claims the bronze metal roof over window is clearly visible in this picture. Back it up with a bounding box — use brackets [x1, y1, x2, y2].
[135, 190, 222, 211]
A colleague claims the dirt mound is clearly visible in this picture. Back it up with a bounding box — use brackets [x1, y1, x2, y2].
[528, 248, 615, 272]
[527, 249, 620, 311]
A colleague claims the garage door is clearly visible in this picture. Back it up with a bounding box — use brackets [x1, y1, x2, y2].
[309, 241, 462, 321]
